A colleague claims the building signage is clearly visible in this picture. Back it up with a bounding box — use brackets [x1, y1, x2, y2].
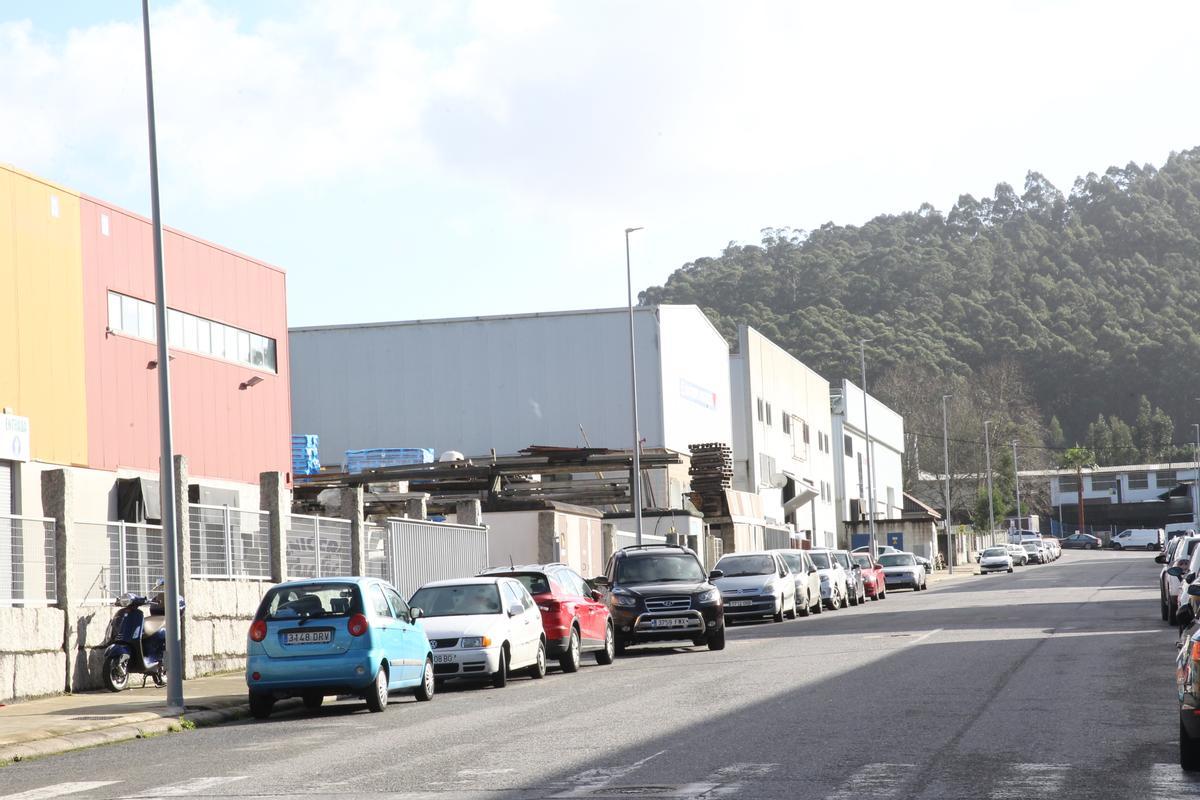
[679, 379, 717, 410]
[0, 413, 30, 462]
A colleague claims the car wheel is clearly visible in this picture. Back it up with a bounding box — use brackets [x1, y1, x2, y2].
[415, 657, 435, 701]
[248, 691, 274, 720]
[849, 587, 858, 606]
[365, 664, 389, 712]
[614, 633, 629, 654]
[707, 626, 726, 651]
[1183, 719, 1200, 771]
[102, 652, 130, 693]
[1170, 599, 1179, 626]
[528, 640, 547, 680]
[786, 596, 798, 620]
[596, 622, 616, 665]
[773, 597, 785, 623]
[1113, 543, 1123, 551]
[1149, 543, 1160, 552]
[812, 596, 823, 614]
[1007, 568, 1014, 574]
[559, 628, 582, 673]
[879, 589, 886, 600]
[302, 692, 323, 710]
[841, 588, 850, 609]
[491, 648, 509, 689]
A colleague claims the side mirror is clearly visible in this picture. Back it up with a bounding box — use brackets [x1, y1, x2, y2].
[1189, 573, 1198, 584]
[1167, 567, 1184, 578]
[592, 576, 610, 587]
[852, 564, 862, 571]
[708, 569, 724, 580]
[1189, 584, 1200, 598]
[408, 607, 423, 623]
[590, 589, 604, 602]
[507, 604, 524, 617]
[1155, 554, 1167, 564]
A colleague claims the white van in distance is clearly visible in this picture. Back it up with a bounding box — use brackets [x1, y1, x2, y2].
[1111, 528, 1164, 551]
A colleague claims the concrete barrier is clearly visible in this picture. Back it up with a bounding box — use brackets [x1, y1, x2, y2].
[0, 607, 68, 702]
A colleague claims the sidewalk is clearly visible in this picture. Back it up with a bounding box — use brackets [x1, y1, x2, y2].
[927, 565, 985, 584]
[0, 672, 293, 764]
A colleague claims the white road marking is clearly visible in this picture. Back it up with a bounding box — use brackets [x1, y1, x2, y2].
[988, 763, 1070, 799]
[133, 776, 248, 798]
[552, 750, 667, 797]
[0, 783, 120, 800]
[824, 763, 917, 800]
[702, 763, 779, 797]
[1149, 763, 1200, 795]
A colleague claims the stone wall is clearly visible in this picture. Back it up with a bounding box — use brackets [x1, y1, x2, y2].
[0, 607, 67, 702]
[184, 578, 271, 677]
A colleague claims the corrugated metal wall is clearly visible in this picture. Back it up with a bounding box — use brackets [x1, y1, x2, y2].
[387, 518, 489, 599]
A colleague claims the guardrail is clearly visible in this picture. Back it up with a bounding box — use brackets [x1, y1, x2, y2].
[0, 513, 56, 606]
[188, 504, 272, 579]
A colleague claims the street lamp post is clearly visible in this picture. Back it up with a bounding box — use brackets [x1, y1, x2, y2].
[625, 227, 644, 545]
[942, 394, 953, 574]
[984, 420, 995, 545]
[1012, 440, 1022, 533]
[859, 340, 877, 558]
[1192, 422, 1199, 529]
[141, 0, 183, 713]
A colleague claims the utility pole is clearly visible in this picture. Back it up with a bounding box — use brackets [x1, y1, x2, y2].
[984, 420, 995, 545]
[859, 340, 877, 558]
[1192, 422, 1199, 530]
[624, 227, 644, 545]
[942, 395, 953, 574]
[141, 0, 183, 713]
[1013, 440, 1023, 534]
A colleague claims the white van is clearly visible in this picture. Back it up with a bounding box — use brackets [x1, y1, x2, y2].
[1111, 528, 1164, 551]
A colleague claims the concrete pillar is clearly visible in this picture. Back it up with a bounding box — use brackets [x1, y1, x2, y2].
[404, 495, 427, 520]
[601, 522, 618, 566]
[260, 471, 290, 583]
[340, 486, 366, 576]
[41, 469, 76, 693]
[455, 499, 483, 527]
[537, 511, 559, 563]
[174, 455, 190, 583]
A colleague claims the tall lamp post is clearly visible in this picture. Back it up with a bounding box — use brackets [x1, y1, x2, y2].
[942, 394, 953, 574]
[141, 0, 183, 712]
[859, 340, 877, 557]
[1192, 422, 1199, 530]
[983, 420, 995, 545]
[625, 227, 644, 545]
[1012, 440, 1022, 533]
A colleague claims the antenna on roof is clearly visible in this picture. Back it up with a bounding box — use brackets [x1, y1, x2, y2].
[509, 554, 514, 570]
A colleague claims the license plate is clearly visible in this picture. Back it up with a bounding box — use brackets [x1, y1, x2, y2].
[432, 653, 456, 664]
[652, 618, 688, 628]
[725, 600, 752, 607]
[284, 629, 331, 645]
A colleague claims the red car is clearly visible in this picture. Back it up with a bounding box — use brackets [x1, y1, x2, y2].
[851, 553, 887, 600]
[479, 563, 615, 671]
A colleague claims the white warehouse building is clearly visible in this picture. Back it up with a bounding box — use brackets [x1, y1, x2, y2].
[289, 305, 733, 508]
[729, 325, 838, 547]
[830, 379, 905, 546]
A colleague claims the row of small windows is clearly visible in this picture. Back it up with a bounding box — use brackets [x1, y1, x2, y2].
[107, 291, 278, 373]
[1058, 470, 1175, 493]
[756, 396, 815, 445]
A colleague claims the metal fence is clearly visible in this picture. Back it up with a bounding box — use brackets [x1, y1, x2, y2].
[189, 504, 271, 579]
[74, 520, 165, 598]
[285, 514, 352, 579]
[763, 526, 792, 551]
[380, 518, 489, 598]
[365, 523, 389, 580]
[0, 513, 56, 605]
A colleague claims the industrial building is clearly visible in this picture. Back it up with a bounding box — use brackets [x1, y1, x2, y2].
[830, 379, 906, 544]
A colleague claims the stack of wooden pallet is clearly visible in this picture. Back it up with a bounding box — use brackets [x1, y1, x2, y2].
[688, 442, 732, 516]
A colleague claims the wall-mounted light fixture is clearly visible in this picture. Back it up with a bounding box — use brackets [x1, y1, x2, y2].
[239, 375, 265, 390]
[146, 355, 176, 369]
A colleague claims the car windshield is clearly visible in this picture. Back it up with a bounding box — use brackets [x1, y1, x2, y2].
[781, 553, 804, 573]
[489, 572, 551, 595]
[878, 554, 915, 567]
[983, 548, 1008, 557]
[715, 555, 775, 577]
[1023, 543, 1039, 552]
[833, 553, 851, 568]
[615, 553, 706, 583]
[809, 552, 832, 569]
[409, 584, 503, 617]
[260, 583, 361, 620]
[851, 555, 872, 568]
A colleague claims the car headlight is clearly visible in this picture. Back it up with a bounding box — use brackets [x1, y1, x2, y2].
[760, 584, 777, 595]
[610, 592, 639, 608]
[460, 636, 491, 648]
[697, 589, 719, 604]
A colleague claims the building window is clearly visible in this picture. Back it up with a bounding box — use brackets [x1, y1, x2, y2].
[1092, 475, 1116, 491]
[765, 402, 773, 426]
[802, 421, 810, 444]
[756, 397, 764, 422]
[844, 435, 853, 457]
[1156, 470, 1177, 486]
[106, 290, 277, 373]
[1127, 472, 1148, 490]
[782, 414, 791, 434]
[759, 453, 776, 484]
[1059, 475, 1080, 493]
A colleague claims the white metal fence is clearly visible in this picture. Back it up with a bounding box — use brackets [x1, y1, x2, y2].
[0, 513, 56, 606]
[365, 523, 389, 580]
[286, 514, 352, 578]
[74, 520, 165, 599]
[381, 518, 489, 599]
[189, 504, 272, 579]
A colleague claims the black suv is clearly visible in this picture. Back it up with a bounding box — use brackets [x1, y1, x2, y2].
[593, 544, 725, 652]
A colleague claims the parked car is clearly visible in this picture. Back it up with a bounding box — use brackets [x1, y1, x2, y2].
[878, 552, 927, 591]
[1006, 543, 1029, 565]
[1060, 533, 1102, 550]
[1041, 538, 1062, 560]
[833, 550, 867, 606]
[1021, 541, 1047, 564]
[913, 554, 934, 574]
[850, 552, 887, 600]
[1111, 528, 1165, 551]
[809, 548, 850, 609]
[711, 551, 798, 623]
[851, 545, 898, 556]
[593, 544, 725, 652]
[1158, 536, 1200, 624]
[1174, 546, 1200, 625]
[978, 546, 1014, 574]
[479, 563, 614, 671]
[1009, 529, 1042, 544]
[1174, 596, 1200, 769]
[410, 577, 547, 689]
[245, 577, 434, 719]
[776, 549, 823, 615]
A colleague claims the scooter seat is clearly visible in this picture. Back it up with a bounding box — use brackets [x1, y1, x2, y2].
[142, 616, 165, 638]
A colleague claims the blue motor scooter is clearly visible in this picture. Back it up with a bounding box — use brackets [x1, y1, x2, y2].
[101, 581, 184, 692]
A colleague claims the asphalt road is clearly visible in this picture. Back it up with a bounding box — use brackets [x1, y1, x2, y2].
[2, 550, 1194, 800]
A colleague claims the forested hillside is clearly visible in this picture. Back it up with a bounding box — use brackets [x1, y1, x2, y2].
[641, 147, 1200, 455]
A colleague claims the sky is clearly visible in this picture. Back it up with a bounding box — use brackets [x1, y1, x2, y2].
[3, 0, 1200, 327]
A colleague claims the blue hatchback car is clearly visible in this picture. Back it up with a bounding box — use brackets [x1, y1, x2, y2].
[246, 577, 434, 718]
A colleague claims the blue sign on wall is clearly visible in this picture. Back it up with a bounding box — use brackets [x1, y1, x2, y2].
[886, 532, 904, 550]
[851, 533, 871, 550]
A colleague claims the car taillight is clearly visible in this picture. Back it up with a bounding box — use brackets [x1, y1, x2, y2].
[249, 619, 267, 642]
[538, 599, 560, 612]
[348, 613, 369, 637]
[1191, 641, 1200, 662]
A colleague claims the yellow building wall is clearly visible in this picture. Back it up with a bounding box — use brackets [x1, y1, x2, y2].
[0, 165, 88, 465]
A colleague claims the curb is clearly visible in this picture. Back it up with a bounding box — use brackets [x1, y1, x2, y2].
[0, 699, 299, 765]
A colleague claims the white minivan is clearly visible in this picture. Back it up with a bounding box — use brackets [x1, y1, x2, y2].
[1111, 528, 1164, 551]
